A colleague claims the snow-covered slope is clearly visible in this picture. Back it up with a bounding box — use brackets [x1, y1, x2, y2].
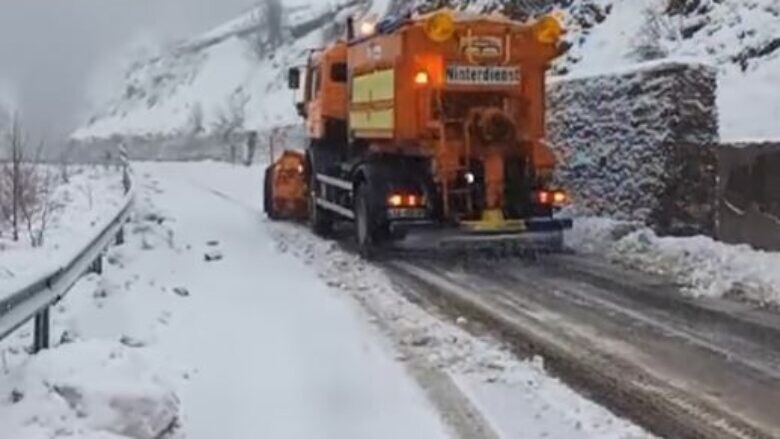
[73, 0, 780, 141]
[561, 0, 780, 141]
[72, 1, 363, 141]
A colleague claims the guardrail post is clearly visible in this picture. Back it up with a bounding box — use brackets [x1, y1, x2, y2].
[89, 254, 103, 275]
[115, 225, 125, 246]
[33, 307, 50, 353]
[119, 142, 130, 195]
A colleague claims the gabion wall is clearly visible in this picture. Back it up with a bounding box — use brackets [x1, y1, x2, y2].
[547, 61, 720, 236]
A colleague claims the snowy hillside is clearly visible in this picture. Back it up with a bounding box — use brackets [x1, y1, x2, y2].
[561, 0, 780, 141]
[73, 0, 780, 141]
[71, 1, 364, 140]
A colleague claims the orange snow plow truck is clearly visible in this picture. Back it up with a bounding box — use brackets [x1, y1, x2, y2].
[264, 9, 572, 256]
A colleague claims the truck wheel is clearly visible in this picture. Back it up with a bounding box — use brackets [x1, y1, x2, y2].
[355, 182, 383, 259]
[264, 165, 278, 220]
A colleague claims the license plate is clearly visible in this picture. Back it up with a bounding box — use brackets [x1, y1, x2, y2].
[446, 65, 520, 85]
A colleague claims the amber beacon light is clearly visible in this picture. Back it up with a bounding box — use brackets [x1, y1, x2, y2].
[533, 14, 564, 44]
[425, 11, 456, 43]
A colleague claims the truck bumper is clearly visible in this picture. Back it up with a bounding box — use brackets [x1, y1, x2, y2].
[389, 217, 573, 253]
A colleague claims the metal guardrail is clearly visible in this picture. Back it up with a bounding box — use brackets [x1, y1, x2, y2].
[0, 155, 134, 353]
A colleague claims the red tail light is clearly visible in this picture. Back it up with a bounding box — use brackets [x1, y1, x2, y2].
[387, 193, 425, 208]
[537, 190, 568, 206]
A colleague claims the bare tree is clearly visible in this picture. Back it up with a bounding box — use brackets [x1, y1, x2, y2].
[0, 116, 25, 241]
[19, 163, 58, 248]
[213, 91, 248, 141]
[59, 140, 76, 184]
[212, 91, 249, 163]
[250, 0, 286, 59]
[629, 4, 682, 62]
[188, 102, 205, 136]
[0, 117, 61, 247]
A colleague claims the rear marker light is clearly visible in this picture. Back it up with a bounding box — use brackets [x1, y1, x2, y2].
[387, 193, 425, 208]
[537, 190, 568, 206]
[388, 194, 404, 207]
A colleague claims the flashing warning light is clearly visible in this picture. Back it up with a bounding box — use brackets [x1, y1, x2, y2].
[425, 11, 456, 43]
[360, 20, 377, 36]
[414, 70, 430, 85]
[534, 14, 564, 44]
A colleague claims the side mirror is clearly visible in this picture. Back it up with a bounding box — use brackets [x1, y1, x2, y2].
[295, 102, 307, 117]
[288, 68, 301, 90]
[330, 63, 348, 83]
[346, 16, 355, 40]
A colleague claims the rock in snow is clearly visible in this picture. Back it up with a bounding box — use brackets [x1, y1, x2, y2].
[0, 341, 179, 439]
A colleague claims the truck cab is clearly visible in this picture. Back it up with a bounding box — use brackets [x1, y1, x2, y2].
[289, 43, 349, 144]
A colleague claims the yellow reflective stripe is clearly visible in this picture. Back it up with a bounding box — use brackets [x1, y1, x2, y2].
[349, 108, 394, 130]
[352, 69, 395, 104]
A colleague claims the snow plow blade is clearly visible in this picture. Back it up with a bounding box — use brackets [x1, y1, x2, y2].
[393, 218, 572, 256]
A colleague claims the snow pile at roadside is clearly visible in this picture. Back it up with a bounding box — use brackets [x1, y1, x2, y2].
[567, 217, 780, 306]
[0, 175, 187, 438]
[564, 0, 780, 140]
[0, 167, 126, 298]
[0, 340, 179, 439]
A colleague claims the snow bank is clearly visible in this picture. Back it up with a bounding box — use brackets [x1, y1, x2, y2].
[568, 217, 780, 306]
[0, 340, 179, 439]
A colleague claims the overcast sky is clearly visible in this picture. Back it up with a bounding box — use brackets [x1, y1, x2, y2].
[0, 0, 259, 142]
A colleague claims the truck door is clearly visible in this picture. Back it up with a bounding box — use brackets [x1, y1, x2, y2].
[306, 65, 323, 139]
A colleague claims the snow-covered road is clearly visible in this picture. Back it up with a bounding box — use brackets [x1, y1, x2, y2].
[134, 162, 451, 438]
[2, 161, 649, 439]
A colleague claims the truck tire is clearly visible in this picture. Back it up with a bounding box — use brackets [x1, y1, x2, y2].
[354, 181, 384, 259]
[264, 165, 278, 220]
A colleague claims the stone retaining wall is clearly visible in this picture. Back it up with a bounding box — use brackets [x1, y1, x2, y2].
[547, 61, 719, 236]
